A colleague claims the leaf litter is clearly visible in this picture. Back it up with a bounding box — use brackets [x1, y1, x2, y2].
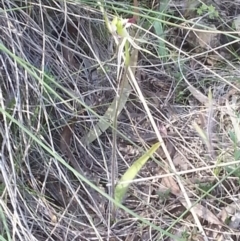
[2, 0, 240, 240]
[161, 174, 230, 228]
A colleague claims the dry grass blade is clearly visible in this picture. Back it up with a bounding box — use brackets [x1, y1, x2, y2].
[226, 98, 240, 143]
[2, 0, 240, 240]
[206, 88, 214, 158]
[192, 121, 210, 149]
[192, 88, 214, 157]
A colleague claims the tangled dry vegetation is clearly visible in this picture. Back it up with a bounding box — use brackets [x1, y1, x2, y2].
[1, 0, 240, 240]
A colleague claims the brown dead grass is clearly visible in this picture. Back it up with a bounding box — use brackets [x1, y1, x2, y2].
[1, 0, 240, 240]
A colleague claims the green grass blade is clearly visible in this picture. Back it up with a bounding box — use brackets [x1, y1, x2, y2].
[0, 205, 10, 241]
[152, 0, 170, 60]
[114, 142, 161, 204]
[0, 236, 7, 241]
[153, 20, 167, 57]
[81, 73, 132, 146]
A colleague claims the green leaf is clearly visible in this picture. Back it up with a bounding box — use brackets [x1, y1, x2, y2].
[114, 142, 161, 204]
[152, 0, 169, 60]
[197, 7, 203, 15]
[201, 4, 208, 11]
[208, 5, 215, 13]
[153, 19, 167, 58]
[234, 149, 240, 160]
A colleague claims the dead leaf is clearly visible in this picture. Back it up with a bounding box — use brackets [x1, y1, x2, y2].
[188, 85, 209, 104]
[183, 0, 201, 18]
[218, 199, 240, 226]
[180, 199, 224, 226]
[218, 208, 228, 223]
[60, 118, 84, 175]
[161, 176, 180, 196]
[158, 123, 168, 137]
[173, 152, 190, 171]
[58, 19, 82, 69]
[60, 118, 76, 155]
[156, 141, 175, 159]
[223, 199, 240, 216]
[193, 24, 219, 49]
[205, 54, 221, 66]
